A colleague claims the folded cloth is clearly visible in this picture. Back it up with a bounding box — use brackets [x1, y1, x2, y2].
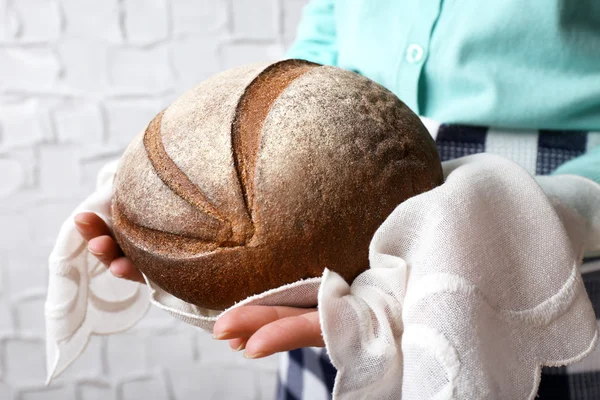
[45, 160, 150, 383]
[45, 141, 600, 399]
[319, 154, 600, 399]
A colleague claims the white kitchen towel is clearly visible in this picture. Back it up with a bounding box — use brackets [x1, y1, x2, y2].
[318, 154, 600, 399]
[45, 159, 150, 383]
[45, 144, 600, 399]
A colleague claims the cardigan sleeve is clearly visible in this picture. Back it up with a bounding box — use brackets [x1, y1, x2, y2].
[284, 0, 338, 66]
[553, 145, 600, 185]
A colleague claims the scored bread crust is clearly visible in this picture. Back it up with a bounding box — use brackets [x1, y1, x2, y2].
[112, 60, 443, 310]
[113, 63, 267, 241]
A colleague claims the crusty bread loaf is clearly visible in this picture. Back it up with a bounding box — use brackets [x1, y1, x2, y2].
[112, 59, 443, 310]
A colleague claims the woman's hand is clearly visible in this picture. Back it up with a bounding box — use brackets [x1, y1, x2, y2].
[74, 212, 145, 283]
[75, 211, 325, 358]
[213, 306, 324, 358]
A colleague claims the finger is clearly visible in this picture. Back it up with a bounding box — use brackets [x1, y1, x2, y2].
[88, 235, 123, 265]
[244, 311, 324, 358]
[74, 212, 112, 241]
[228, 338, 247, 352]
[109, 257, 146, 283]
[213, 306, 317, 340]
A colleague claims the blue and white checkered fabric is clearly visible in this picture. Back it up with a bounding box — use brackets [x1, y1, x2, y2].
[435, 124, 597, 175]
[276, 347, 336, 400]
[275, 124, 600, 400]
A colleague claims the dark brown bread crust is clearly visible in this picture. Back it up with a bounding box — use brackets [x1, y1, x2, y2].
[112, 60, 443, 310]
[232, 59, 318, 224]
[144, 110, 231, 244]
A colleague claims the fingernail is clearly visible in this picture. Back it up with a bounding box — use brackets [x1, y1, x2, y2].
[212, 332, 230, 340]
[110, 270, 124, 278]
[243, 351, 265, 359]
[233, 342, 246, 352]
[74, 217, 90, 227]
[88, 247, 104, 256]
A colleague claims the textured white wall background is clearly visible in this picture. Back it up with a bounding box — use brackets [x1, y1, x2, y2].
[0, 0, 309, 399]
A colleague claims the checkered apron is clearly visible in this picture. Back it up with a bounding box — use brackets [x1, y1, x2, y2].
[275, 124, 600, 400]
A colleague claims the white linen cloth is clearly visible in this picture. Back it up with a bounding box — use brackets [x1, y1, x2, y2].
[319, 155, 600, 399]
[45, 160, 150, 383]
[45, 140, 600, 399]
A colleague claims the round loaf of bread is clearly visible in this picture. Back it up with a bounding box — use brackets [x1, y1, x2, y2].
[112, 59, 443, 310]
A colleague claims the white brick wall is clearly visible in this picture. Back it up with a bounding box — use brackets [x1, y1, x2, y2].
[0, 0, 310, 399]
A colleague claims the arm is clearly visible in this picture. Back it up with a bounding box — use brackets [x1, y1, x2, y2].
[552, 145, 600, 184]
[285, 0, 338, 66]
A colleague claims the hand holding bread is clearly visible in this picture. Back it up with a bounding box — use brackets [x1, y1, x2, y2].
[74, 212, 324, 358]
[74, 59, 443, 357]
